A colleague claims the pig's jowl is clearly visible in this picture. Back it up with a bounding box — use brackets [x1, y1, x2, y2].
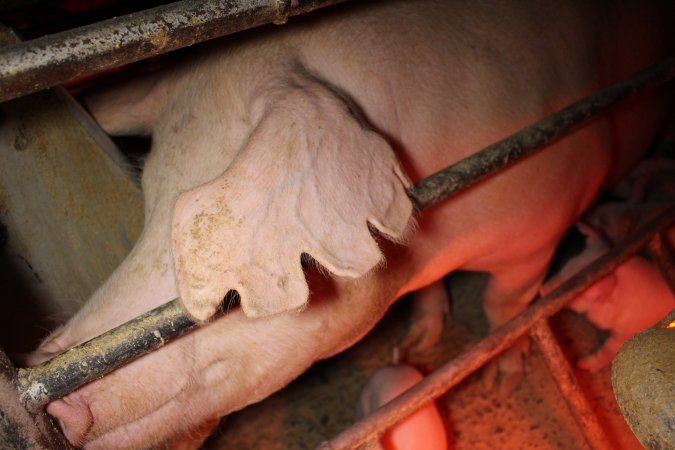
[27, 0, 674, 448]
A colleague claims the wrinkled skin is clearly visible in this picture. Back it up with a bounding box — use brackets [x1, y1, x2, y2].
[28, 0, 674, 447]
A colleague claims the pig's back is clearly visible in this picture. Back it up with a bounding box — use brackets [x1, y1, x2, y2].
[293, 0, 671, 182]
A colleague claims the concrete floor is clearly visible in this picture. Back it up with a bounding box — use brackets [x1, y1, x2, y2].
[204, 271, 642, 450]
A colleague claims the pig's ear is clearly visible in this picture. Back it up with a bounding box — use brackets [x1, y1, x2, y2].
[171, 81, 413, 321]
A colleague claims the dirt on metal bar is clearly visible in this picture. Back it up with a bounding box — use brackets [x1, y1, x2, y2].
[0, 0, 347, 103]
[0, 349, 72, 449]
[16, 299, 202, 413]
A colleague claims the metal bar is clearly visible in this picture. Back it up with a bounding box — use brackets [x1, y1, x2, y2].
[409, 56, 675, 210]
[0, 0, 347, 103]
[0, 348, 72, 449]
[646, 232, 675, 295]
[317, 204, 675, 450]
[530, 321, 612, 450]
[16, 299, 212, 413]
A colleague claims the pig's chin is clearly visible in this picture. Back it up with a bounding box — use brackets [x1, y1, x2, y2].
[50, 392, 201, 449]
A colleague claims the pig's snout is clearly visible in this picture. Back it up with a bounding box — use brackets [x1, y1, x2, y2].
[48, 393, 94, 448]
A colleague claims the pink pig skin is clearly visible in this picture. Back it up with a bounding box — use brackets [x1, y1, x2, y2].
[27, 0, 675, 447]
[541, 222, 675, 371]
[359, 365, 448, 450]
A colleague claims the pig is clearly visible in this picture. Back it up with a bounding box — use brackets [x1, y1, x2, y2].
[541, 222, 675, 370]
[27, 0, 674, 447]
[358, 365, 448, 450]
[540, 155, 675, 371]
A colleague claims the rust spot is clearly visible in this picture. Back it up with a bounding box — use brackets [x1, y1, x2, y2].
[150, 30, 169, 48]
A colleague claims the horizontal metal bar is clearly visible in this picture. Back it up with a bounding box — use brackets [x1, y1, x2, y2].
[16, 299, 202, 412]
[0, 0, 347, 103]
[410, 56, 675, 210]
[317, 204, 675, 450]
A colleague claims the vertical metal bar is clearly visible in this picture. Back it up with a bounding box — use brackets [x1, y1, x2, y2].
[646, 232, 675, 295]
[530, 321, 613, 450]
[0, 348, 72, 449]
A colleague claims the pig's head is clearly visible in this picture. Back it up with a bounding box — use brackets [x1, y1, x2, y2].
[29, 65, 417, 448]
[541, 217, 675, 372]
[45, 268, 408, 449]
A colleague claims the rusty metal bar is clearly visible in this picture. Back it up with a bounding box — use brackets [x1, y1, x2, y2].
[16, 291, 237, 413]
[317, 204, 675, 450]
[410, 56, 675, 210]
[0, 0, 347, 103]
[530, 321, 612, 450]
[17, 300, 202, 412]
[646, 232, 675, 295]
[0, 350, 72, 449]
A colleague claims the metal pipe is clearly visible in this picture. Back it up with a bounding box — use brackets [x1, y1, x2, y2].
[0, 0, 347, 103]
[530, 321, 613, 450]
[0, 349, 72, 449]
[410, 56, 675, 210]
[17, 300, 204, 412]
[317, 204, 675, 450]
[646, 232, 675, 295]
